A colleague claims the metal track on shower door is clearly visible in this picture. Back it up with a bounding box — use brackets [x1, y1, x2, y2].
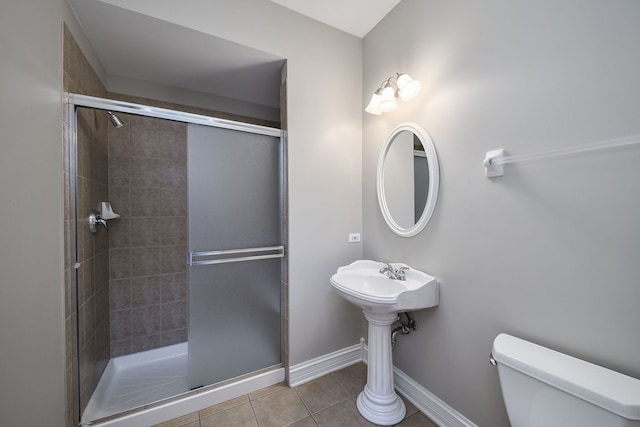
[66, 93, 282, 137]
[187, 246, 284, 266]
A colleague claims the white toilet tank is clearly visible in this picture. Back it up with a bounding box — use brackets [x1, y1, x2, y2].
[492, 333, 640, 427]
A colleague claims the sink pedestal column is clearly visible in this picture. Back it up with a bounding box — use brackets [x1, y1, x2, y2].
[357, 311, 406, 425]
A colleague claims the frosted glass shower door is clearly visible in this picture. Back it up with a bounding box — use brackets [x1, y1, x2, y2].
[187, 124, 282, 389]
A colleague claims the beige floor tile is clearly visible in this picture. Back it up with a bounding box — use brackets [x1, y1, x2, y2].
[199, 394, 249, 418]
[200, 402, 257, 427]
[152, 412, 199, 427]
[296, 374, 350, 413]
[331, 363, 367, 397]
[252, 387, 310, 427]
[394, 411, 438, 427]
[288, 416, 319, 427]
[312, 398, 375, 427]
[248, 381, 288, 400]
[400, 395, 418, 418]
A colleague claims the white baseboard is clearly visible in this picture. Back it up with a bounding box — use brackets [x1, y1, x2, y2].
[288, 339, 365, 387]
[333, 342, 475, 427]
[394, 368, 477, 427]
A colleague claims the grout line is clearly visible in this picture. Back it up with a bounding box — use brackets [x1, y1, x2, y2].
[247, 393, 266, 427]
[292, 387, 313, 416]
[330, 371, 355, 401]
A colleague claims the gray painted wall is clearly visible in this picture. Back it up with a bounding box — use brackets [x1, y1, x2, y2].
[108, 75, 282, 123]
[0, 0, 79, 425]
[363, 1, 640, 426]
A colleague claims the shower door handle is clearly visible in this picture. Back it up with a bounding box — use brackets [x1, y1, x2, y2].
[187, 246, 284, 266]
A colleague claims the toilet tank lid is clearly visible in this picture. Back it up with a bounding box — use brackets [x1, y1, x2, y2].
[492, 333, 640, 420]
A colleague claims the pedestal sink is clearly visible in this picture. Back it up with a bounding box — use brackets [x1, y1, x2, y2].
[330, 260, 439, 425]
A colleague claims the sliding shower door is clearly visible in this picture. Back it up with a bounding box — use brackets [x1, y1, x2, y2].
[187, 124, 282, 389]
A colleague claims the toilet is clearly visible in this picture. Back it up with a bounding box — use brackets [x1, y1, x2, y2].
[491, 333, 640, 427]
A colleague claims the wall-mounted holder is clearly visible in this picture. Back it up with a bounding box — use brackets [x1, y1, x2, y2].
[484, 149, 506, 178]
[88, 202, 120, 234]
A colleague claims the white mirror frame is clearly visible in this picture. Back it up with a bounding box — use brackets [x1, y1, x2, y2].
[376, 122, 440, 237]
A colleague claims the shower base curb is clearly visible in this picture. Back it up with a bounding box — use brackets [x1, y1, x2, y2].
[82, 343, 284, 427]
[84, 369, 284, 427]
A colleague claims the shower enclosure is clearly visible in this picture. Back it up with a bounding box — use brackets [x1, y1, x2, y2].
[66, 94, 285, 425]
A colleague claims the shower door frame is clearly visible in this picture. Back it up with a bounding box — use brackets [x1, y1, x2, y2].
[65, 93, 287, 425]
[66, 93, 282, 137]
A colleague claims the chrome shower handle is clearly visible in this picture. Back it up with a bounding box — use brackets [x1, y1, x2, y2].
[88, 210, 107, 234]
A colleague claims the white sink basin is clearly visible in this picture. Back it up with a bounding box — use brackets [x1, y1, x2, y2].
[330, 260, 439, 314]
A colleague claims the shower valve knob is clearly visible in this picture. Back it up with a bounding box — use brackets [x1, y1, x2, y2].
[89, 210, 108, 234]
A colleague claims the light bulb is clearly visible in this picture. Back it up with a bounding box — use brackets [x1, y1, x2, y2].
[378, 85, 397, 112]
[365, 91, 382, 115]
[397, 73, 421, 101]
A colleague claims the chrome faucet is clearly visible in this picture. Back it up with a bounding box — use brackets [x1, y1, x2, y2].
[379, 264, 394, 276]
[379, 263, 409, 281]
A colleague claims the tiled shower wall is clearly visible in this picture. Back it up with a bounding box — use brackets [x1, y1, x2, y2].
[63, 25, 111, 420]
[108, 115, 189, 357]
[76, 106, 112, 406]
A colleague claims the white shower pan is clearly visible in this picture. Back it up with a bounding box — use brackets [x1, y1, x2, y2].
[81, 343, 283, 427]
[82, 344, 189, 423]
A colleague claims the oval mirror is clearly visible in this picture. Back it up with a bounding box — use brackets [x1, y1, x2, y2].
[377, 122, 439, 237]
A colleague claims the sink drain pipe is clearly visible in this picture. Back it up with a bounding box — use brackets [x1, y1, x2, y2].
[391, 312, 417, 351]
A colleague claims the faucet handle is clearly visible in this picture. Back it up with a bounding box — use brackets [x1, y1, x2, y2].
[379, 262, 393, 273]
[89, 210, 108, 234]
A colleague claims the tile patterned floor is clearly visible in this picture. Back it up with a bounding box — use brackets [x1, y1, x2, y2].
[153, 363, 438, 427]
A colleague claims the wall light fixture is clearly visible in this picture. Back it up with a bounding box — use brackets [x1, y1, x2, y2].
[365, 73, 421, 115]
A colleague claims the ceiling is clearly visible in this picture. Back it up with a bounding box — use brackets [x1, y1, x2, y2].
[68, 1, 400, 110]
[267, 0, 401, 38]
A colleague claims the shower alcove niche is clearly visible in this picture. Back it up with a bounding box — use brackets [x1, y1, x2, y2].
[63, 24, 288, 426]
